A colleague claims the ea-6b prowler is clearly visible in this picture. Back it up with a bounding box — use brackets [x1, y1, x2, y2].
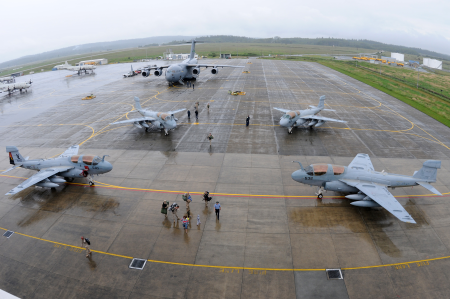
[2, 145, 113, 195]
[291, 153, 442, 223]
[110, 97, 185, 135]
[273, 95, 347, 133]
[140, 40, 244, 84]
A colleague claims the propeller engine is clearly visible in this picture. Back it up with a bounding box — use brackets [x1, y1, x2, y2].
[211, 68, 218, 75]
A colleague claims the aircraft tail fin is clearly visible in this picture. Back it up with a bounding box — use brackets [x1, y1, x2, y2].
[318, 95, 326, 109]
[413, 160, 441, 182]
[190, 40, 196, 60]
[131, 65, 133, 72]
[6, 146, 25, 165]
[134, 97, 143, 111]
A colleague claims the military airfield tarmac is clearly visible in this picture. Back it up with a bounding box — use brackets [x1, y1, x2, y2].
[2, 59, 450, 298]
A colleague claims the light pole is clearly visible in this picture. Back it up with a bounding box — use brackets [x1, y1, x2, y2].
[417, 67, 420, 88]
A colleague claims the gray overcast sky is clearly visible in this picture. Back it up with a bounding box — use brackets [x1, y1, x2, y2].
[1, 0, 449, 63]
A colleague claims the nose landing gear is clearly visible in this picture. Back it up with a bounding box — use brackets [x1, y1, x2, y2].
[316, 187, 324, 199]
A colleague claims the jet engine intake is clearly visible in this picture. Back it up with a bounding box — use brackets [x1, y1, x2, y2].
[295, 119, 306, 126]
[211, 68, 218, 75]
[49, 176, 66, 183]
[325, 181, 359, 193]
[36, 182, 59, 188]
[153, 121, 161, 128]
[350, 200, 381, 208]
[142, 70, 150, 77]
[154, 69, 163, 76]
[192, 68, 200, 75]
[307, 120, 319, 127]
[315, 120, 326, 127]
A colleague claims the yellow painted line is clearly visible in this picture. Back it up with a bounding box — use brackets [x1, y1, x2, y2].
[1, 223, 450, 272]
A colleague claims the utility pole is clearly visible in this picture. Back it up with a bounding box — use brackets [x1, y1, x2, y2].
[417, 67, 419, 88]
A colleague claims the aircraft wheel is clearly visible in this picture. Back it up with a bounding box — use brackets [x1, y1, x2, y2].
[89, 181, 94, 186]
[317, 194, 323, 199]
[145, 128, 148, 132]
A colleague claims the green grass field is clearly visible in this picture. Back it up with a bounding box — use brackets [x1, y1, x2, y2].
[1, 43, 376, 76]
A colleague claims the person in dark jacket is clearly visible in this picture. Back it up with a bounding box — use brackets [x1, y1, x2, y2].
[187, 110, 191, 119]
[246, 115, 250, 127]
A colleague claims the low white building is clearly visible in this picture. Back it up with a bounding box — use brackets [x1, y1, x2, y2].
[77, 58, 108, 66]
[391, 53, 404, 62]
[423, 58, 442, 70]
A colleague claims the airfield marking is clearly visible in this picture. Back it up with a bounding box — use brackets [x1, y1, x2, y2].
[0, 216, 448, 272]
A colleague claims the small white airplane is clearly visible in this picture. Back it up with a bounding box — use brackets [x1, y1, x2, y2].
[123, 65, 139, 78]
[59, 61, 96, 75]
[0, 76, 15, 83]
[0, 80, 32, 95]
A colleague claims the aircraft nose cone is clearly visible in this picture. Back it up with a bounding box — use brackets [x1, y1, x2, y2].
[291, 170, 305, 182]
[280, 119, 288, 127]
[104, 162, 113, 173]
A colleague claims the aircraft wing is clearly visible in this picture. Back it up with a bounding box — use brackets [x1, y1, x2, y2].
[299, 115, 347, 123]
[58, 145, 79, 158]
[187, 64, 244, 68]
[5, 166, 73, 195]
[341, 180, 416, 224]
[273, 107, 291, 113]
[110, 117, 156, 125]
[143, 65, 169, 69]
[348, 153, 374, 171]
[167, 108, 186, 114]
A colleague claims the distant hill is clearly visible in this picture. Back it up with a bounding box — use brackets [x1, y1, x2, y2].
[169, 35, 450, 61]
[3, 34, 449, 70]
[0, 36, 195, 69]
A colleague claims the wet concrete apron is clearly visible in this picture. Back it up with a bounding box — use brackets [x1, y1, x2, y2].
[1, 60, 450, 298]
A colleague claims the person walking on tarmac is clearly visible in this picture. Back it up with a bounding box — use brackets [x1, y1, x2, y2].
[182, 215, 189, 234]
[182, 192, 192, 209]
[207, 133, 214, 146]
[81, 236, 91, 258]
[246, 115, 250, 127]
[187, 110, 191, 119]
[214, 201, 221, 220]
[161, 200, 169, 218]
[170, 203, 180, 223]
[195, 109, 198, 121]
[203, 191, 212, 207]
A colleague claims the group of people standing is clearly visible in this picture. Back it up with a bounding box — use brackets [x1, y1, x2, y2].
[160, 191, 222, 233]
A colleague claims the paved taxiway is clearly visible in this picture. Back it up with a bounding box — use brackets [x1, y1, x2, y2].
[1, 59, 450, 298]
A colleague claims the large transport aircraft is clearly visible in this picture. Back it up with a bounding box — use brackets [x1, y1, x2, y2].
[140, 40, 244, 84]
[291, 153, 442, 223]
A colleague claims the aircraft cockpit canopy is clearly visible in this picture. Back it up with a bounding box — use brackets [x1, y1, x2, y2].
[305, 164, 345, 176]
[81, 155, 102, 165]
[287, 111, 297, 118]
[157, 112, 170, 120]
[71, 155, 80, 163]
[282, 114, 291, 119]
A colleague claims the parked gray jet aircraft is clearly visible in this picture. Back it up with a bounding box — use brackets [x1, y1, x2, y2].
[110, 97, 185, 135]
[291, 153, 442, 223]
[2, 145, 113, 195]
[141, 40, 243, 84]
[274, 95, 346, 133]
